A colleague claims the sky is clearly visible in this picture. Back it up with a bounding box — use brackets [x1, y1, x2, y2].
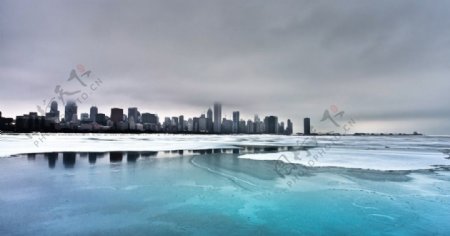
[1, 0, 449, 134]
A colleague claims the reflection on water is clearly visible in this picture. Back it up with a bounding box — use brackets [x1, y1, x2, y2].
[110, 151, 123, 163]
[63, 152, 76, 168]
[45, 152, 58, 168]
[17, 146, 427, 183]
[21, 145, 307, 170]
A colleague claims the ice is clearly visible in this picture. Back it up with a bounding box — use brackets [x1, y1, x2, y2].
[0, 134, 449, 235]
[239, 148, 448, 171]
[1, 133, 449, 171]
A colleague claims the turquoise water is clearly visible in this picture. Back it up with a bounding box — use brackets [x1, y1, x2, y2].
[0, 150, 449, 235]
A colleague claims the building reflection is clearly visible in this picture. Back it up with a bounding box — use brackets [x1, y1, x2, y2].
[110, 152, 123, 163]
[63, 152, 76, 168]
[127, 152, 139, 163]
[45, 152, 58, 169]
[88, 152, 97, 164]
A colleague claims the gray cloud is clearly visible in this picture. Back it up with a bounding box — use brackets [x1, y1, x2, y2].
[1, 0, 449, 134]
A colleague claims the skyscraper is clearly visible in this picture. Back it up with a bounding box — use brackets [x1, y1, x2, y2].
[90, 106, 98, 122]
[232, 111, 239, 133]
[45, 101, 60, 123]
[128, 107, 138, 125]
[199, 114, 207, 132]
[286, 119, 293, 135]
[304, 117, 311, 135]
[213, 102, 222, 133]
[110, 108, 124, 124]
[179, 115, 184, 132]
[207, 108, 213, 133]
[266, 116, 279, 134]
[64, 100, 77, 123]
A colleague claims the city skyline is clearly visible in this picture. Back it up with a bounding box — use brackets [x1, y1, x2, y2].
[1, 1, 450, 134]
[0, 101, 297, 135]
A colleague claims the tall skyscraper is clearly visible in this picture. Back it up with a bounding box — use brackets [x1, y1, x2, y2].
[64, 100, 77, 123]
[266, 116, 279, 134]
[172, 116, 179, 132]
[213, 102, 222, 133]
[90, 106, 98, 122]
[179, 115, 184, 132]
[110, 108, 124, 124]
[128, 107, 138, 124]
[207, 108, 213, 133]
[199, 114, 207, 132]
[45, 101, 60, 123]
[304, 117, 311, 135]
[232, 111, 240, 133]
[286, 119, 293, 135]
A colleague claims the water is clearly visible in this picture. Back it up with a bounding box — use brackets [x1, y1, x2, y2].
[0, 134, 449, 235]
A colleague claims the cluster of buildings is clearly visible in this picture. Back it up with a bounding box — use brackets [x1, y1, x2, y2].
[0, 102, 295, 135]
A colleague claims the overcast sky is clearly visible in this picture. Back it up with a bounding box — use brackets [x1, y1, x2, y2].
[1, 0, 449, 134]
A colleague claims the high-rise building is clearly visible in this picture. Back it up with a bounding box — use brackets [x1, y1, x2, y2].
[213, 102, 222, 133]
[239, 120, 246, 134]
[266, 116, 279, 134]
[254, 115, 262, 133]
[232, 111, 239, 134]
[193, 117, 199, 132]
[45, 101, 60, 123]
[90, 106, 98, 122]
[110, 108, 124, 124]
[246, 120, 254, 134]
[128, 107, 139, 124]
[286, 119, 293, 135]
[199, 114, 207, 132]
[304, 118, 311, 135]
[206, 108, 213, 133]
[222, 118, 233, 134]
[142, 113, 158, 124]
[95, 113, 107, 126]
[179, 115, 184, 132]
[279, 122, 285, 134]
[172, 116, 179, 132]
[64, 100, 77, 123]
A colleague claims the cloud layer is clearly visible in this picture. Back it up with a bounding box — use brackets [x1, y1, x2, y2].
[1, 0, 450, 133]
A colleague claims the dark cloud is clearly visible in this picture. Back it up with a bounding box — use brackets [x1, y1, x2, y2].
[1, 0, 449, 134]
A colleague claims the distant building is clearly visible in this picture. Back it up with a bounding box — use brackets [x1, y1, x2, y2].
[193, 117, 199, 132]
[199, 114, 207, 132]
[172, 116, 179, 132]
[95, 113, 107, 126]
[246, 120, 254, 134]
[64, 100, 77, 123]
[254, 115, 262, 133]
[128, 107, 139, 125]
[80, 113, 90, 123]
[179, 115, 184, 132]
[304, 117, 311, 135]
[213, 102, 222, 133]
[187, 118, 193, 132]
[0, 112, 13, 131]
[110, 108, 124, 126]
[221, 118, 232, 134]
[45, 101, 60, 123]
[279, 122, 285, 134]
[266, 116, 279, 134]
[232, 111, 239, 134]
[239, 120, 246, 134]
[207, 108, 213, 133]
[90, 106, 98, 122]
[285, 119, 293, 135]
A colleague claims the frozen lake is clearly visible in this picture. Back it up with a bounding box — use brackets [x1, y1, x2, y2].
[0, 134, 449, 235]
